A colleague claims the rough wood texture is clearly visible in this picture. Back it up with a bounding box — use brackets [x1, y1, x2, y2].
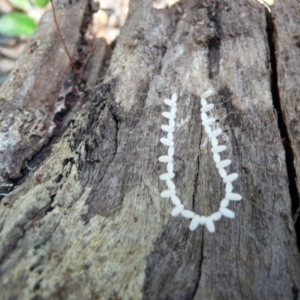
[1, 0, 300, 299]
[272, 0, 300, 225]
[0, 0, 92, 181]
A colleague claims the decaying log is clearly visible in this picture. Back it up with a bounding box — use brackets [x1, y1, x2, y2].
[1, 0, 300, 299]
[0, 0, 100, 181]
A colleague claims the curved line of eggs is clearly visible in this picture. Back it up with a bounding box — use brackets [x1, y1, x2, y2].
[158, 90, 242, 232]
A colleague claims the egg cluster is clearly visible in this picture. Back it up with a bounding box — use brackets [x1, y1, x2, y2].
[158, 90, 242, 232]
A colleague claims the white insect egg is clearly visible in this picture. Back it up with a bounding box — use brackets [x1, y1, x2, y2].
[201, 89, 214, 99]
[160, 138, 174, 146]
[201, 112, 208, 121]
[159, 173, 175, 180]
[171, 204, 184, 216]
[225, 193, 242, 201]
[189, 215, 201, 231]
[167, 132, 173, 141]
[202, 118, 216, 126]
[164, 99, 176, 107]
[211, 211, 222, 221]
[169, 118, 175, 127]
[161, 189, 176, 198]
[181, 210, 195, 219]
[170, 106, 177, 115]
[223, 173, 239, 183]
[201, 99, 208, 107]
[161, 125, 175, 133]
[171, 195, 181, 206]
[225, 182, 233, 193]
[168, 146, 175, 157]
[218, 168, 227, 178]
[166, 179, 176, 190]
[216, 159, 231, 169]
[201, 104, 214, 112]
[220, 198, 230, 207]
[265, 0, 274, 5]
[204, 125, 212, 134]
[205, 217, 215, 232]
[211, 145, 227, 153]
[208, 128, 222, 139]
[167, 161, 174, 173]
[213, 152, 221, 163]
[199, 216, 206, 225]
[256, 0, 274, 10]
[219, 207, 235, 218]
[162, 112, 176, 119]
[211, 138, 218, 147]
[158, 155, 173, 163]
[159, 93, 242, 233]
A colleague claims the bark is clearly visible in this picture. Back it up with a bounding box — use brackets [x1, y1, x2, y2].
[0, 0, 300, 299]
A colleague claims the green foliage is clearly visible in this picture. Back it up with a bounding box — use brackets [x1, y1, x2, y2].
[8, 0, 32, 11]
[0, 13, 36, 37]
[35, 0, 50, 8]
[7, 0, 50, 10]
[0, 0, 49, 37]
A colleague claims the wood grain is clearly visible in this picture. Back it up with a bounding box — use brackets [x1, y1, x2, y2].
[0, 0, 93, 181]
[0, 0, 300, 299]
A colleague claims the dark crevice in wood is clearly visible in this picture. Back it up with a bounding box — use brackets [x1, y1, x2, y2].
[111, 108, 120, 169]
[0, 132, 56, 202]
[207, 37, 221, 79]
[207, 2, 221, 80]
[74, 0, 100, 78]
[292, 284, 299, 300]
[192, 116, 203, 211]
[192, 154, 200, 212]
[0, 113, 74, 202]
[53, 87, 85, 126]
[45, 195, 56, 214]
[266, 11, 300, 250]
[0, 93, 90, 202]
[0, 182, 14, 199]
[192, 230, 204, 300]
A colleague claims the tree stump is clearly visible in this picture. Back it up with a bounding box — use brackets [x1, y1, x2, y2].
[1, 0, 300, 299]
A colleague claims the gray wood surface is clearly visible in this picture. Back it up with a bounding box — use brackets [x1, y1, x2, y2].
[0, 0, 93, 181]
[0, 0, 300, 299]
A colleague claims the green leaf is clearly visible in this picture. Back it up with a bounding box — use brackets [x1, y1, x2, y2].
[0, 13, 36, 37]
[35, 0, 49, 8]
[8, 0, 32, 11]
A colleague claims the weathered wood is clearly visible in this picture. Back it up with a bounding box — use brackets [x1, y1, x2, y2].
[272, 0, 300, 227]
[0, 0, 92, 181]
[0, 0, 300, 299]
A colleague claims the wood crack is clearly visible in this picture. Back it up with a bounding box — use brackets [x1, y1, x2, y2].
[266, 10, 300, 250]
[192, 230, 204, 300]
[192, 115, 203, 212]
[207, 2, 222, 80]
